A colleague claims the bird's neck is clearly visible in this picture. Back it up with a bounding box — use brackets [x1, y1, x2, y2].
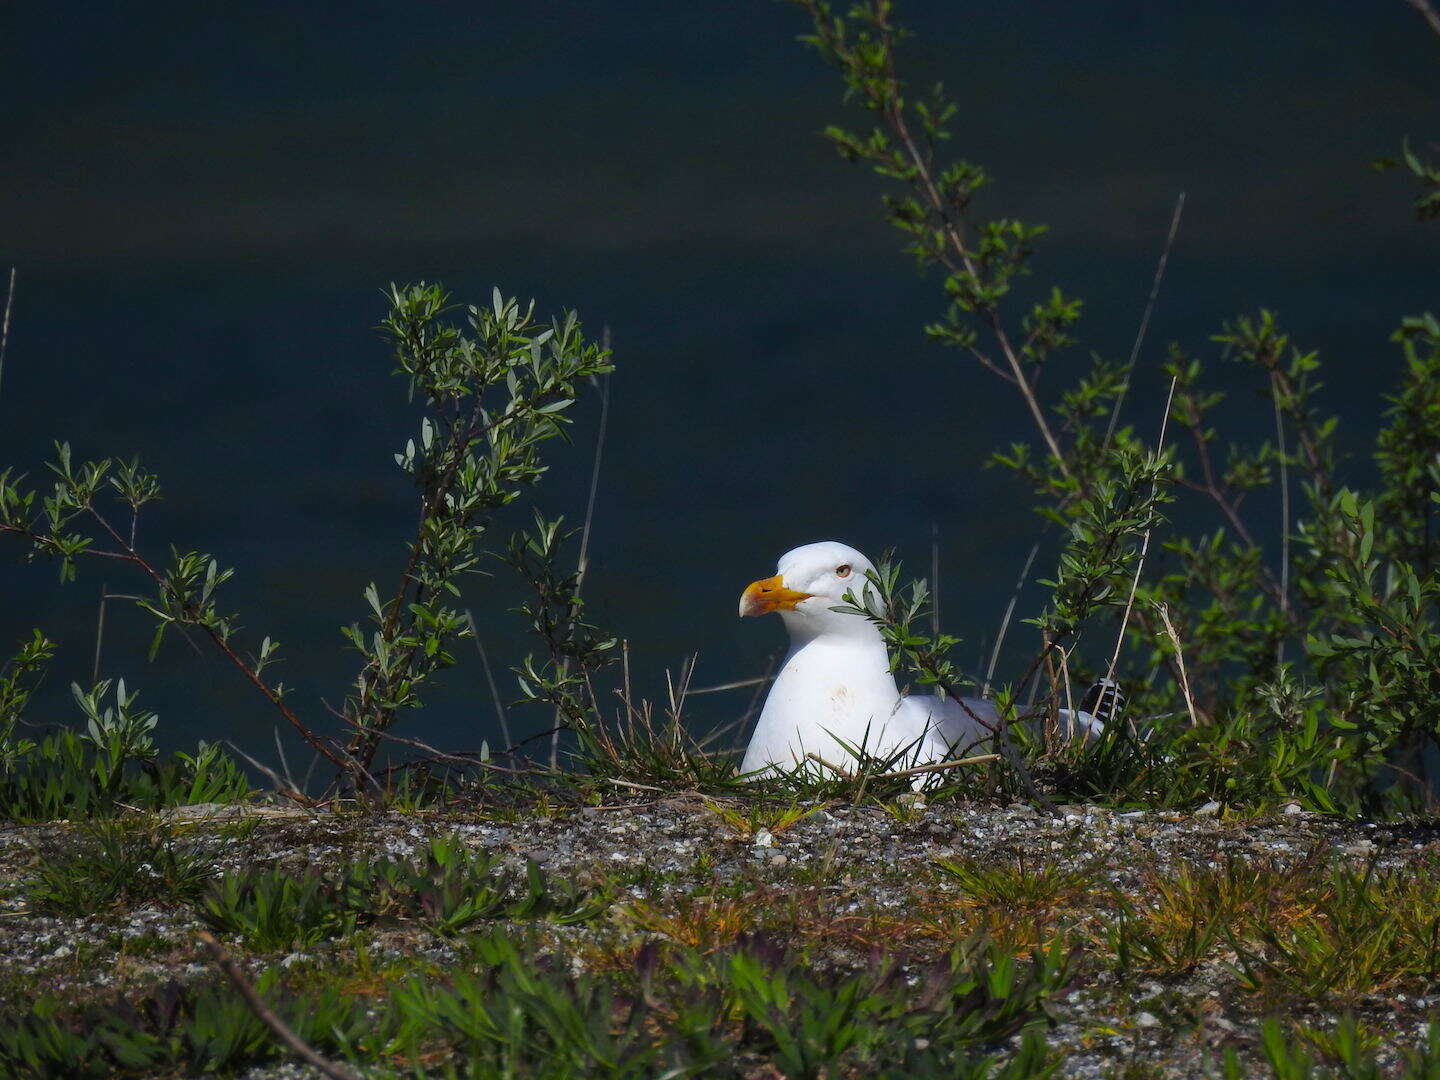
[782, 627, 895, 691]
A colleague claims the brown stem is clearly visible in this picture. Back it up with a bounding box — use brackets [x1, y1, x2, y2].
[802, 1, 1071, 478]
[85, 508, 349, 772]
[197, 932, 362, 1080]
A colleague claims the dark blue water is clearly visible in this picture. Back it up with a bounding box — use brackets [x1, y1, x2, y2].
[2, 1, 1435, 770]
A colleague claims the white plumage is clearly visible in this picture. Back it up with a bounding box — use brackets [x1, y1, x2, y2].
[737, 541, 1102, 778]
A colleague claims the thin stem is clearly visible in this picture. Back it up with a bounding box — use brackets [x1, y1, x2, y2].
[1103, 193, 1186, 451]
[801, 3, 1070, 476]
[576, 330, 612, 592]
[1405, 0, 1440, 39]
[197, 932, 362, 1080]
[465, 608, 512, 750]
[0, 268, 14, 407]
[91, 584, 108, 683]
[85, 507, 349, 771]
[929, 522, 940, 638]
[983, 540, 1040, 697]
[551, 329, 613, 770]
[1104, 375, 1180, 693]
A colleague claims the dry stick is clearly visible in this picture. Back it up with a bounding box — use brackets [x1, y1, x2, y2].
[1103, 374, 1180, 701]
[1057, 644, 1077, 744]
[1094, 193, 1187, 706]
[549, 327, 613, 771]
[684, 674, 772, 696]
[982, 540, 1041, 698]
[1406, 0, 1440, 38]
[271, 726, 299, 796]
[197, 931, 363, 1080]
[91, 585, 108, 683]
[1271, 374, 1291, 664]
[223, 741, 314, 807]
[929, 523, 941, 638]
[701, 650, 782, 751]
[803, 750, 998, 783]
[1102, 194, 1187, 451]
[575, 328, 612, 593]
[465, 609, 512, 748]
[0, 268, 14, 406]
[696, 665, 779, 748]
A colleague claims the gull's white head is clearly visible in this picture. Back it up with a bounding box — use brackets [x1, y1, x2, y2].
[738, 541, 878, 640]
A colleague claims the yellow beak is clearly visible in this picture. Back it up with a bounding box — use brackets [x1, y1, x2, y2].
[738, 574, 813, 617]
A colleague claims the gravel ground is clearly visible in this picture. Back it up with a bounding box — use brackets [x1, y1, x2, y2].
[2, 798, 1438, 1078]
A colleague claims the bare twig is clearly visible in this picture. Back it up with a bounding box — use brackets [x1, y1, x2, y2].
[683, 675, 773, 696]
[465, 609, 512, 748]
[272, 726, 298, 795]
[1057, 644, 1076, 744]
[1405, 0, 1440, 39]
[91, 585, 108, 684]
[548, 328, 613, 771]
[798, 3, 1070, 475]
[0, 268, 14, 407]
[197, 932, 363, 1080]
[929, 522, 941, 638]
[802, 750, 998, 782]
[1103, 194, 1186, 450]
[575, 327, 612, 593]
[223, 741, 317, 808]
[1103, 374, 1180, 695]
[870, 752, 1001, 780]
[606, 777, 664, 792]
[982, 540, 1041, 697]
[699, 650, 782, 751]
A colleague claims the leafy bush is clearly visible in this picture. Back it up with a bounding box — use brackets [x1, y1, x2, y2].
[0, 665, 250, 823]
[792, 0, 1440, 813]
[0, 284, 611, 794]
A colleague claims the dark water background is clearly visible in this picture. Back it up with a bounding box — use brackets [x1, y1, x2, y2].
[2, 1, 1436, 770]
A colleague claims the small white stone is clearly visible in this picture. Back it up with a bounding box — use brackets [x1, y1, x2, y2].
[1282, 802, 1303, 816]
[753, 829, 775, 848]
[769, 853, 788, 868]
[50, 945, 71, 959]
[1196, 801, 1221, 817]
[1137, 1012, 1160, 1028]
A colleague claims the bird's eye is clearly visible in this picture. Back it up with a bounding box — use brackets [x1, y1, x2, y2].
[835, 564, 852, 578]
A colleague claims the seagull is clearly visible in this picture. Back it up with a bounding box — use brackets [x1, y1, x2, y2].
[737, 541, 1112, 778]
